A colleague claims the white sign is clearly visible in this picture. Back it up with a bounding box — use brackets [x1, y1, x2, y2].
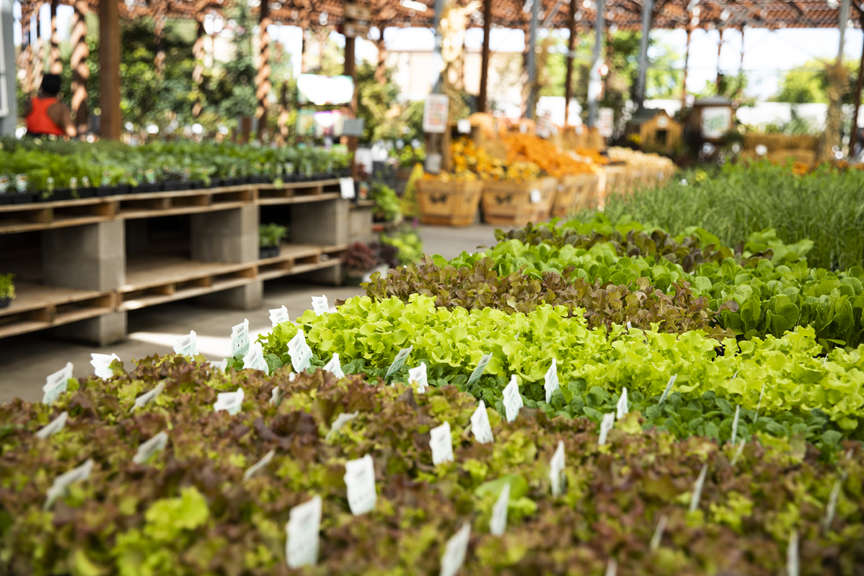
[341, 117, 365, 137]
[344, 455, 376, 515]
[90, 353, 120, 379]
[440, 523, 471, 576]
[327, 412, 359, 441]
[598, 108, 614, 138]
[701, 106, 732, 139]
[339, 177, 356, 199]
[550, 440, 565, 497]
[409, 363, 428, 394]
[324, 353, 345, 379]
[823, 477, 843, 532]
[598, 412, 615, 446]
[467, 353, 491, 386]
[544, 359, 559, 403]
[502, 376, 523, 423]
[174, 331, 198, 358]
[244, 449, 276, 481]
[490, 483, 510, 536]
[730, 405, 740, 445]
[311, 295, 329, 316]
[386, 346, 413, 379]
[231, 319, 250, 358]
[132, 381, 165, 412]
[787, 530, 799, 576]
[36, 411, 68, 439]
[286, 496, 322, 568]
[649, 515, 667, 551]
[43, 363, 73, 405]
[209, 359, 228, 373]
[243, 342, 269, 374]
[214, 387, 245, 416]
[658, 374, 677, 405]
[457, 119, 471, 134]
[429, 422, 454, 465]
[269, 305, 290, 327]
[470, 400, 494, 444]
[689, 464, 708, 513]
[133, 431, 168, 465]
[288, 330, 313, 373]
[616, 388, 628, 419]
[270, 386, 284, 407]
[423, 94, 449, 134]
[45, 459, 94, 509]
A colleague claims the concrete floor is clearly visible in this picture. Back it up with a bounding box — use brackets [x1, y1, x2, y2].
[0, 224, 498, 403]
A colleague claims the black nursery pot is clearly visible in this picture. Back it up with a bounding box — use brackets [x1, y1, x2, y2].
[259, 245, 280, 259]
[51, 188, 75, 201]
[0, 297, 10, 309]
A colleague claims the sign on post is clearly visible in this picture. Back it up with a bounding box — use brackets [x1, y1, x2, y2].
[423, 94, 449, 134]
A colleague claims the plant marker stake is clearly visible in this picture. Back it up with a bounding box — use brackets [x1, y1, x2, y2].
[604, 558, 617, 576]
[326, 412, 359, 441]
[285, 495, 322, 568]
[269, 386, 283, 406]
[45, 459, 93, 510]
[133, 431, 168, 465]
[409, 362, 428, 393]
[616, 387, 628, 419]
[288, 330, 313, 373]
[823, 474, 845, 533]
[230, 318, 250, 358]
[440, 523, 471, 576]
[213, 388, 244, 416]
[470, 400, 494, 444]
[269, 305, 290, 327]
[90, 353, 120, 379]
[502, 375, 523, 423]
[467, 353, 492, 386]
[550, 440, 565, 497]
[173, 330, 197, 358]
[730, 405, 740, 445]
[490, 483, 510, 536]
[43, 362, 73, 405]
[344, 454, 376, 515]
[244, 449, 276, 481]
[429, 422, 454, 465]
[385, 346, 413, 380]
[323, 353, 345, 379]
[754, 381, 766, 423]
[658, 374, 677, 405]
[544, 358, 559, 403]
[787, 530, 799, 576]
[689, 464, 708, 513]
[131, 381, 165, 412]
[649, 515, 667, 551]
[311, 295, 329, 316]
[731, 438, 746, 467]
[598, 412, 615, 446]
[36, 411, 68, 439]
[243, 342, 269, 374]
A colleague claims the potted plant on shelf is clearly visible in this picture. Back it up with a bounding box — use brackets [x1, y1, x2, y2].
[259, 223, 287, 259]
[342, 242, 380, 285]
[0, 274, 15, 309]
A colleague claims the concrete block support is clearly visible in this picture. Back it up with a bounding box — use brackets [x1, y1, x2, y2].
[299, 264, 343, 286]
[191, 206, 258, 263]
[349, 206, 375, 244]
[198, 280, 262, 310]
[51, 311, 127, 346]
[43, 221, 125, 291]
[291, 200, 349, 246]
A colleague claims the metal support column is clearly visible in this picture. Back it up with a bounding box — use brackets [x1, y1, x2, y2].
[526, 0, 541, 119]
[587, 0, 605, 126]
[478, 0, 492, 113]
[635, 0, 653, 108]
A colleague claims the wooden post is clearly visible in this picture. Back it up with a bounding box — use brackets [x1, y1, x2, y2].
[715, 28, 724, 90]
[70, 0, 90, 133]
[848, 16, 864, 156]
[375, 34, 388, 84]
[635, 0, 654, 108]
[478, 0, 492, 113]
[256, 0, 272, 141]
[738, 26, 745, 76]
[680, 27, 692, 109]
[563, 0, 577, 125]
[33, 10, 43, 93]
[587, 0, 605, 126]
[154, 4, 167, 78]
[192, 16, 206, 118]
[525, 0, 541, 119]
[345, 35, 356, 111]
[49, 0, 61, 73]
[19, 11, 33, 95]
[98, 0, 122, 139]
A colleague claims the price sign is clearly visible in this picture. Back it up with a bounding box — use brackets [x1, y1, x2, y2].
[214, 388, 245, 416]
[344, 455, 376, 515]
[530, 189, 542, 204]
[470, 400, 494, 444]
[269, 305, 290, 327]
[36, 411, 68, 439]
[342, 117, 365, 137]
[429, 422, 454, 465]
[230, 318, 250, 358]
[324, 353, 345, 379]
[133, 431, 168, 465]
[490, 483, 510, 536]
[339, 177, 356, 199]
[502, 376, 523, 423]
[288, 330, 313, 373]
[286, 496, 322, 568]
[457, 119, 471, 134]
[467, 353, 491, 386]
[173, 330, 198, 358]
[544, 359, 559, 403]
[423, 94, 449, 134]
[43, 362, 73, 405]
[90, 353, 120, 379]
[409, 362, 428, 393]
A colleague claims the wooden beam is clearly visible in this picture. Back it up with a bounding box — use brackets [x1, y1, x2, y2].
[98, 0, 122, 139]
[680, 26, 691, 109]
[70, 0, 90, 133]
[478, 0, 492, 113]
[49, 0, 61, 73]
[256, 0, 272, 141]
[192, 15, 205, 118]
[563, 0, 577, 125]
[849, 11, 864, 156]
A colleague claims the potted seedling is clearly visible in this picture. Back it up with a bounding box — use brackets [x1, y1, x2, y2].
[0, 274, 15, 309]
[259, 223, 287, 259]
[342, 242, 379, 285]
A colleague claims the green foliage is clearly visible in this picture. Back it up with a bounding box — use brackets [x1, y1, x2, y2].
[217, 4, 258, 120]
[775, 59, 858, 105]
[381, 228, 423, 264]
[0, 273, 14, 300]
[258, 224, 287, 248]
[370, 183, 401, 223]
[2, 358, 863, 574]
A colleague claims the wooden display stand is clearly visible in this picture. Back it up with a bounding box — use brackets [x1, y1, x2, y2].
[416, 179, 483, 227]
[481, 177, 556, 226]
[553, 173, 602, 217]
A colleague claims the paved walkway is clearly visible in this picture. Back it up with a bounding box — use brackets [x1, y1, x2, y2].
[0, 224, 498, 402]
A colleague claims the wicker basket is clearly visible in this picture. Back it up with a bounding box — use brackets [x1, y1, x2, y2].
[481, 177, 556, 226]
[416, 179, 483, 227]
[603, 165, 631, 197]
[564, 172, 603, 213]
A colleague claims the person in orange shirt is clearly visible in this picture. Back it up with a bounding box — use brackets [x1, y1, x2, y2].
[25, 74, 76, 138]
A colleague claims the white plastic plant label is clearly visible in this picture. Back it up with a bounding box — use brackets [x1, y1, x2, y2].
[490, 483, 510, 536]
[45, 459, 94, 509]
[286, 495, 322, 568]
[311, 295, 329, 316]
[502, 376, 523, 423]
[323, 353, 345, 379]
[429, 422, 454, 465]
[616, 387, 628, 419]
[467, 353, 491, 386]
[339, 177, 356, 200]
[90, 353, 119, 379]
[649, 514, 667, 551]
[269, 305, 290, 327]
[689, 463, 708, 512]
[173, 330, 198, 358]
[730, 438, 746, 467]
[344, 454, 376, 515]
[529, 189, 542, 204]
[244, 449, 276, 481]
[658, 373, 677, 405]
[36, 411, 68, 439]
[470, 400, 494, 444]
[823, 476, 844, 532]
[787, 530, 799, 576]
[43, 362, 73, 405]
[385, 346, 413, 379]
[605, 559, 618, 576]
[457, 119, 471, 134]
[230, 318, 250, 357]
[131, 381, 165, 412]
[544, 359, 559, 403]
[288, 330, 313, 373]
[214, 387, 244, 416]
[326, 412, 359, 440]
[209, 359, 228, 373]
[409, 362, 428, 393]
[598, 412, 615, 446]
[243, 343, 269, 374]
[549, 440, 565, 497]
[270, 387, 283, 407]
[439, 523, 471, 576]
[133, 431, 168, 465]
[730, 404, 740, 445]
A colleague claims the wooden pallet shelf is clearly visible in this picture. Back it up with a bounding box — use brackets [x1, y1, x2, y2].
[257, 243, 345, 282]
[0, 283, 115, 339]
